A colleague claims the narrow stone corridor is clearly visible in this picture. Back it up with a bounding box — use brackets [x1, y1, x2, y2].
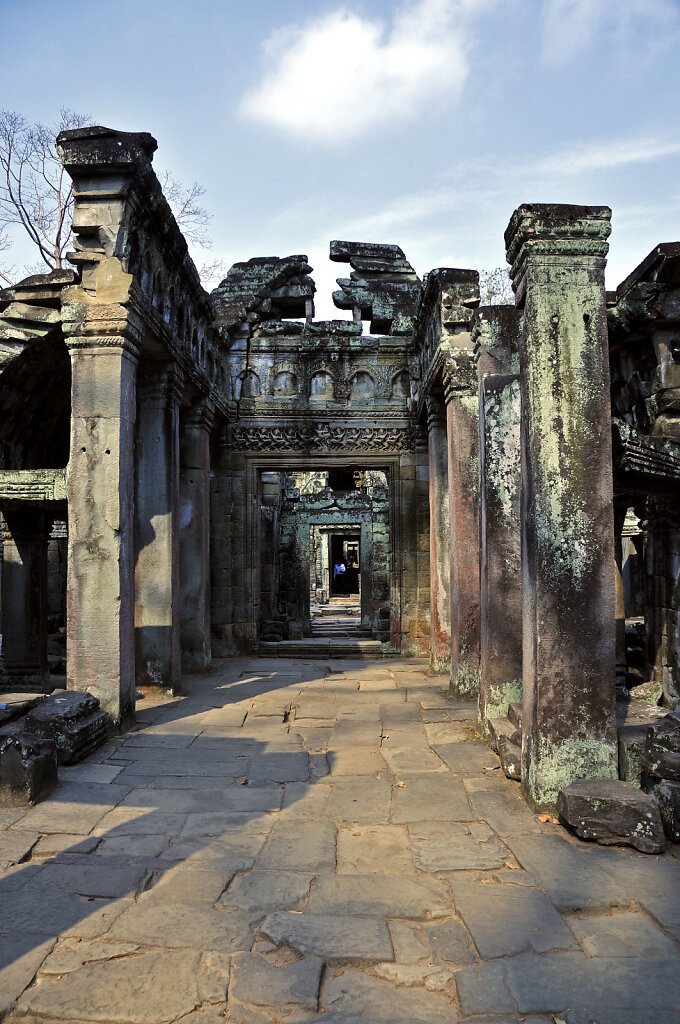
[1, 657, 680, 1023]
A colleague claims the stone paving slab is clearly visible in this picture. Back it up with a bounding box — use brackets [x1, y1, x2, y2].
[0, 655, 679, 1023]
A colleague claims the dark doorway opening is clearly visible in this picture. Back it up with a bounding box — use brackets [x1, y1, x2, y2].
[331, 533, 360, 596]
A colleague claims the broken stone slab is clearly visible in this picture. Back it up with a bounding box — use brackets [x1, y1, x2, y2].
[642, 712, 680, 781]
[24, 690, 109, 764]
[229, 953, 323, 1024]
[556, 778, 665, 854]
[618, 724, 648, 786]
[0, 731, 57, 806]
[507, 701, 523, 734]
[643, 776, 680, 843]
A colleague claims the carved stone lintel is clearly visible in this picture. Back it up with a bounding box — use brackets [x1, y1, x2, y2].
[184, 397, 216, 433]
[229, 422, 415, 453]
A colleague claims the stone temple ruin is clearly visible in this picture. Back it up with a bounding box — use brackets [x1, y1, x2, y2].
[0, 125, 679, 846]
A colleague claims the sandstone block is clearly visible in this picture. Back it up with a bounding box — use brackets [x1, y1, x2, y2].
[644, 776, 680, 843]
[0, 732, 57, 807]
[618, 724, 648, 786]
[642, 712, 680, 781]
[556, 778, 665, 854]
[24, 690, 109, 764]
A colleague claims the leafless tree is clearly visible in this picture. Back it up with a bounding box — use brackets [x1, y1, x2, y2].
[479, 266, 514, 306]
[0, 109, 226, 289]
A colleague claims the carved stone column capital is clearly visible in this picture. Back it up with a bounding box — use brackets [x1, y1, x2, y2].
[504, 204, 611, 307]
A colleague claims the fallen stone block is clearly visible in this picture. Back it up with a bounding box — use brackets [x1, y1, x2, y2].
[0, 731, 57, 806]
[642, 712, 680, 782]
[24, 691, 109, 764]
[556, 778, 665, 854]
[618, 724, 648, 786]
[488, 716, 516, 753]
[643, 775, 680, 843]
[0, 692, 45, 728]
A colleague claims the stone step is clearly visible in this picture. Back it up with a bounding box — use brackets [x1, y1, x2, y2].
[259, 638, 388, 660]
[488, 716, 517, 753]
[497, 733, 522, 781]
[508, 701, 523, 733]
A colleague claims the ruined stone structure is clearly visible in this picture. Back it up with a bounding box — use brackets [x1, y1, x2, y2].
[0, 127, 679, 817]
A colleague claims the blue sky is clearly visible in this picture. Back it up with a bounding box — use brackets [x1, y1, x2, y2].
[1, 0, 679, 315]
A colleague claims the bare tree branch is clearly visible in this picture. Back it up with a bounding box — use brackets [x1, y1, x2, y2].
[479, 267, 514, 306]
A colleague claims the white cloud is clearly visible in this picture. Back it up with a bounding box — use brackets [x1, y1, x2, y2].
[238, 0, 481, 143]
[541, 0, 679, 66]
[531, 137, 680, 178]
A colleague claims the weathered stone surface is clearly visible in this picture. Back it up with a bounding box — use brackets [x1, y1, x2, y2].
[644, 776, 680, 842]
[449, 879, 577, 957]
[567, 910, 680, 958]
[307, 873, 450, 919]
[261, 911, 394, 963]
[643, 711, 680, 781]
[336, 823, 414, 874]
[220, 869, 315, 911]
[0, 732, 57, 807]
[392, 774, 472, 822]
[618, 724, 648, 786]
[409, 820, 507, 872]
[505, 833, 629, 911]
[557, 778, 665, 853]
[109, 899, 259, 952]
[229, 952, 323, 1023]
[17, 948, 204, 1022]
[0, 933, 55, 1017]
[320, 970, 458, 1023]
[256, 819, 337, 871]
[24, 691, 109, 764]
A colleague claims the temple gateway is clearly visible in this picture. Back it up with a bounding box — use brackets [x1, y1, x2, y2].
[1, 125, 679, 818]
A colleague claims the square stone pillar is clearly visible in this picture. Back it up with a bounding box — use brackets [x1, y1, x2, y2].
[66, 335, 139, 727]
[474, 307, 522, 732]
[644, 496, 680, 708]
[179, 399, 215, 672]
[1, 508, 53, 691]
[505, 204, 618, 809]
[135, 365, 183, 692]
[444, 321, 481, 697]
[426, 395, 451, 672]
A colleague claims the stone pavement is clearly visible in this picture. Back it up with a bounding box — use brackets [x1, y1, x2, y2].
[2, 658, 680, 1024]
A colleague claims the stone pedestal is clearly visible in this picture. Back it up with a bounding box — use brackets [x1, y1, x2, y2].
[1, 509, 52, 690]
[474, 306, 522, 732]
[135, 365, 183, 691]
[426, 396, 451, 672]
[505, 204, 618, 810]
[66, 336, 138, 726]
[444, 333, 481, 697]
[179, 400, 214, 672]
[645, 496, 680, 708]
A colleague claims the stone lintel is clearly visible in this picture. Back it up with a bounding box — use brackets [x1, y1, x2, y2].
[505, 203, 611, 305]
[56, 126, 158, 174]
[0, 470, 67, 507]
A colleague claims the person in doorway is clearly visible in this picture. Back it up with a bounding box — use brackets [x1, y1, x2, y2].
[334, 561, 346, 579]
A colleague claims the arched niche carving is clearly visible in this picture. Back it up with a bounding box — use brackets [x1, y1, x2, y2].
[390, 370, 410, 399]
[273, 370, 298, 396]
[350, 371, 375, 402]
[310, 371, 335, 400]
[236, 370, 261, 400]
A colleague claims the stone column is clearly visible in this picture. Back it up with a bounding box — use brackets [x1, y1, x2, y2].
[66, 334, 139, 727]
[645, 496, 680, 708]
[505, 204, 618, 809]
[210, 430, 235, 656]
[134, 364, 183, 692]
[444, 319, 481, 697]
[474, 307, 523, 732]
[426, 395, 451, 673]
[1, 508, 52, 690]
[614, 503, 629, 692]
[179, 398, 214, 672]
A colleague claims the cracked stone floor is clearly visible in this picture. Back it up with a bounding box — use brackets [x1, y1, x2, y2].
[2, 657, 680, 1024]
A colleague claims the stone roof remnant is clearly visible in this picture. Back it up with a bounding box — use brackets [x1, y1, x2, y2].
[331, 240, 421, 335]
